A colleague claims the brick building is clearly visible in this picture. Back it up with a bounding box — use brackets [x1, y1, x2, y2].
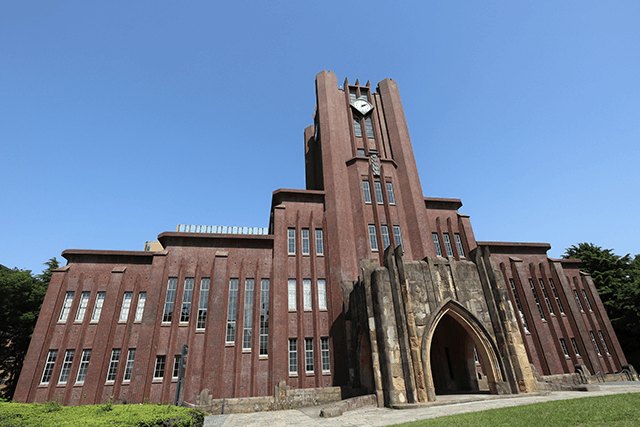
[15, 71, 630, 406]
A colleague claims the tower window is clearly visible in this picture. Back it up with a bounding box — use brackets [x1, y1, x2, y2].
[302, 228, 310, 255]
[393, 225, 402, 247]
[443, 233, 454, 257]
[317, 279, 327, 310]
[288, 228, 296, 255]
[362, 181, 372, 204]
[315, 229, 324, 256]
[354, 117, 362, 137]
[386, 182, 396, 205]
[368, 225, 378, 251]
[289, 339, 298, 375]
[288, 279, 297, 311]
[432, 233, 443, 257]
[454, 233, 465, 258]
[374, 181, 384, 204]
[381, 225, 390, 249]
[365, 116, 374, 138]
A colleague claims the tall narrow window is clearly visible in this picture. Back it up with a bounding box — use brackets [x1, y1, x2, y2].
[381, 225, 390, 249]
[75, 292, 90, 322]
[365, 116, 374, 138]
[302, 228, 310, 255]
[305, 338, 314, 373]
[123, 349, 136, 382]
[349, 88, 358, 102]
[368, 225, 378, 251]
[315, 229, 324, 256]
[91, 292, 105, 323]
[119, 292, 133, 322]
[574, 290, 585, 311]
[135, 292, 146, 322]
[288, 279, 297, 311]
[154, 355, 166, 379]
[180, 278, 194, 323]
[41, 350, 58, 384]
[548, 278, 565, 314]
[529, 279, 546, 320]
[443, 233, 454, 257]
[303, 279, 312, 311]
[559, 338, 570, 357]
[386, 182, 396, 204]
[321, 337, 331, 373]
[317, 279, 327, 310]
[509, 279, 529, 333]
[172, 355, 181, 379]
[76, 349, 91, 383]
[570, 338, 581, 356]
[226, 279, 239, 343]
[259, 279, 269, 356]
[454, 233, 465, 258]
[582, 289, 593, 311]
[432, 233, 443, 257]
[288, 228, 296, 255]
[590, 331, 601, 355]
[243, 279, 255, 351]
[539, 279, 555, 315]
[393, 225, 402, 247]
[197, 278, 210, 329]
[354, 117, 362, 137]
[289, 339, 298, 375]
[106, 349, 121, 382]
[58, 349, 74, 384]
[59, 292, 74, 322]
[598, 330, 610, 354]
[162, 278, 178, 322]
[362, 181, 372, 203]
[374, 181, 384, 204]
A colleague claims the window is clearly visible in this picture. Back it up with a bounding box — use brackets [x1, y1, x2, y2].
[162, 278, 178, 322]
[59, 292, 74, 322]
[381, 225, 390, 249]
[119, 292, 133, 322]
[226, 279, 239, 343]
[574, 290, 585, 311]
[259, 279, 269, 356]
[154, 355, 166, 380]
[123, 349, 136, 382]
[106, 349, 121, 382]
[365, 116, 374, 138]
[432, 233, 443, 257]
[321, 337, 330, 373]
[374, 181, 384, 204]
[75, 292, 90, 322]
[349, 88, 358, 102]
[75, 350, 91, 383]
[539, 279, 555, 315]
[570, 338, 581, 356]
[58, 350, 74, 384]
[41, 350, 58, 384]
[559, 338, 570, 357]
[288, 279, 297, 311]
[303, 279, 312, 311]
[317, 279, 327, 311]
[362, 181, 372, 204]
[197, 278, 209, 329]
[301, 228, 310, 255]
[582, 289, 593, 311]
[368, 225, 378, 251]
[172, 355, 181, 379]
[289, 339, 298, 375]
[134, 292, 146, 322]
[509, 279, 529, 333]
[315, 229, 324, 256]
[590, 331, 602, 355]
[386, 182, 396, 205]
[548, 279, 564, 314]
[288, 228, 296, 255]
[443, 233, 454, 257]
[91, 292, 105, 323]
[305, 338, 314, 373]
[357, 148, 365, 157]
[393, 225, 402, 247]
[529, 279, 546, 320]
[243, 279, 255, 351]
[180, 278, 194, 323]
[454, 233, 465, 258]
[354, 117, 362, 137]
[598, 330, 610, 354]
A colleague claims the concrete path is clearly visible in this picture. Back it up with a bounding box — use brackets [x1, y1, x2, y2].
[204, 382, 640, 427]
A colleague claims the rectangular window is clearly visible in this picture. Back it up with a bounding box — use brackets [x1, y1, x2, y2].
[365, 116, 374, 138]
[317, 279, 327, 311]
[590, 331, 602, 355]
[172, 355, 181, 379]
[288, 279, 297, 311]
[133, 292, 146, 322]
[243, 279, 255, 351]
[559, 338, 570, 357]
[368, 225, 378, 251]
[197, 278, 210, 329]
[509, 279, 529, 333]
[349, 88, 358, 102]
[91, 292, 105, 323]
[288, 228, 296, 255]
[362, 181, 372, 204]
[582, 289, 593, 311]
[454, 233, 465, 258]
[123, 349, 136, 382]
[302, 228, 310, 255]
[571, 338, 581, 356]
[75, 292, 90, 322]
[305, 338, 314, 373]
[315, 229, 324, 256]
[354, 117, 362, 137]
[303, 279, 312, 311]
[106, 349, 121, 382]
[539, 279, 555, 315]
[381, 225, 390, 249]
[374, 181, 384, 204]
[432, 233, 443, 257]
[59, 292, 74, 322]
[119, 292, 133, 322]
[574, 290, 585, 311]
[259, 279, 269, 356]
[154, 355, 166, 379]
[226, 279, 239, 343]
[529, 279, 546, 320]
[41, 350, 58, 384]
[58, 349, 74, 384]
[357, 148, 366, 157]
[598, 330, 610, 354]
[180, 278, 194, 323]
[386, 182, 396, 204]
[321, 337, 330, 373]
[393, 225, 402, 247]
[162, 277, 178, 322]
[289, 339, 298, 375]
[443, 233, 454, 257]
[75, 349, 91, 383]
[548, 278, 565, 314]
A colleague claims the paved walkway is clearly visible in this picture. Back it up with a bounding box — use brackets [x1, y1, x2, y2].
[203, 382, 640, 427]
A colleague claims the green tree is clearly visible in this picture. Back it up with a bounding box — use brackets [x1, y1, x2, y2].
[563, 243, 640, 370]
[0, 258, 59, 400]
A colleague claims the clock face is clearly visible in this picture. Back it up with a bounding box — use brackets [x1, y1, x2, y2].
[351, 97, 374, 116]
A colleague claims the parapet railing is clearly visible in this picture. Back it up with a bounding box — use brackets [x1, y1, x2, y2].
[176, 224, 269, 235]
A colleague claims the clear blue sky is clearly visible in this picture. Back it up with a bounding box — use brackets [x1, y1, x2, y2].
[2, 1, 639, 274]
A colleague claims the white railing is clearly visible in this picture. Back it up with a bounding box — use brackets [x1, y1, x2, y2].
[176, 224, 269, 235]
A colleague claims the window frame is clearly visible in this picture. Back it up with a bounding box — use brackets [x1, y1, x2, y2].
[242, 279, 255, 351]
[40, 349, 58, 384]
[226, 278, 239, 344]
[259, 279, 269, 356]
[288, 339, 298, 375]
[119, 292, 133, 323]
[315, 229, 324, 256]
[374, 181, 384, 204]
[301, 228, 310, 255]
[58, 349, 75, 384]
[454, 233, 465, 258]
[362, 181, 372, 204]
[59, 292, 74, 323]
[432, 233, 443, 257]
[106, 349, 121, 383]
[288, 279, 297, 311]
[386, 182, 396, 205]
[75, 349, 91, 383]
[305, 338, 314, 374]
[287, 228, 296, 255]
[321, 337, 331, 373]
[162, 277, 178, 323]
[75, 291, 90, 322]
[368, 225, 378, 251]
[153, 355, 166, 380]
[123, 348, 136, 382]
[134, 292, 146, 322]
[317, 279, 327, 311]
[196, 278, 210, 330]
[443, 233, 454, 257]
[90, 292, 105, 323]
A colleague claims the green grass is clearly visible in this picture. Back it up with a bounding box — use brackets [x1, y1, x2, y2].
[394, 393, 640, 427]
[0, 401, 204, 427]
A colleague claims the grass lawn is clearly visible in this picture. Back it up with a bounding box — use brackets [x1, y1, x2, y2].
[394, 393, 640, 427]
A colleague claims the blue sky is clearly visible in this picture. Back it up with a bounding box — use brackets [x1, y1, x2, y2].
[1, 1, 639, 274]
